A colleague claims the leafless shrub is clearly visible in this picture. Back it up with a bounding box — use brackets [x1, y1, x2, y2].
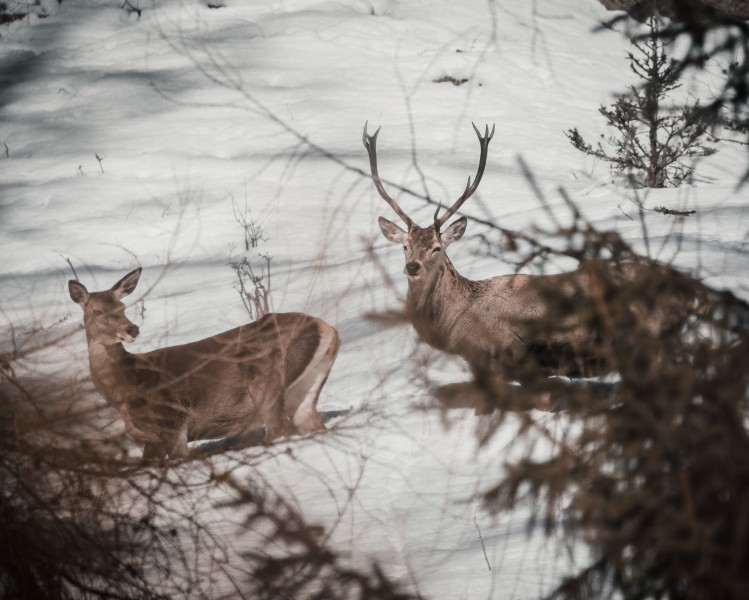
[228, 253, 273, 320]
[0, 358, 208, 599]
[228, 189, 273, 320]
[231, 186, 267, 251]
[223, 474, 421, 600]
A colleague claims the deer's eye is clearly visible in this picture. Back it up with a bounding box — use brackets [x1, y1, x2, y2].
[92, 309, 104, 317]
[431, 247, 441, 254]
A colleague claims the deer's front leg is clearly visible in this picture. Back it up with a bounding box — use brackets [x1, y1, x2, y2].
[471, 362, 502, 415]
[139, 424, 188, 465]
[140, 441, 167, 465]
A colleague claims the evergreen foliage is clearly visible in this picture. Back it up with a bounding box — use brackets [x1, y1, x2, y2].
[567, 17, 717, 188]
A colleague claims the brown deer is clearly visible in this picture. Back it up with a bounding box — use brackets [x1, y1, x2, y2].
[69, 268, 339, 461]
[363, 123, 695, 409]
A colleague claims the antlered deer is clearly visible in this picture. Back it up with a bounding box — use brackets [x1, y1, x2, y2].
[69, 268, 339, 461]
[363, 123, 695, 409]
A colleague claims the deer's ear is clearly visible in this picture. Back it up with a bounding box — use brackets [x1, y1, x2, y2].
[68, 280, 89, 306]
[441, 216, 467, 246]
[110, 268, 142, 299]
[378, 217, 408, 245]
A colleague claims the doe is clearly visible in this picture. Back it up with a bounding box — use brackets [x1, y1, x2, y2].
[69, 268, 339, 461]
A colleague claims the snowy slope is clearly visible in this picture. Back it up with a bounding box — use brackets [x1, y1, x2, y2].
[1, 0, 747, 598]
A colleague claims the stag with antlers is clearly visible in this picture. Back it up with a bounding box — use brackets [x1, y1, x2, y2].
[363, 123, 697, 411]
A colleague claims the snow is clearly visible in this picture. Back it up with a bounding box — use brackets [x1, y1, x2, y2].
[1, 0, 747, 597]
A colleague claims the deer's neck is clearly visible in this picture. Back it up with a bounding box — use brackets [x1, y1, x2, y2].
[406, 259, 471, 349]
[86, 339, 137, 405]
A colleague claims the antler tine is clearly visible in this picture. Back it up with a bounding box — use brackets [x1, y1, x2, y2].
[432, 201, 442, 225]
[435, 122, 495, 230]
[362, 122, 414, 228]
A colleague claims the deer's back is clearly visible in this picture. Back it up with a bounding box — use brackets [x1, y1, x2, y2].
[437, 261, 694, 377]
[129, 312, 326, 440]
[480, 261, 689, 333]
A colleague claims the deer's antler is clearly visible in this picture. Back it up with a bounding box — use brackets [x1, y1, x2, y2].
[362, 122, 414, 228]
[434, 123, 495, 230]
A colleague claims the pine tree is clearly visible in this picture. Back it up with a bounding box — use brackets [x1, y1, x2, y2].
[566, 16, 717, 188]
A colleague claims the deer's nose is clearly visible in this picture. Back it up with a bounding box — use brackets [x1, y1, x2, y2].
[405, 262, 421, 277]
[126, 324, 140, 338]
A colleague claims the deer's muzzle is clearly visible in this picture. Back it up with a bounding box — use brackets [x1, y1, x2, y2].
[405, 262, 421, 277]
[121, 323, 140, 342]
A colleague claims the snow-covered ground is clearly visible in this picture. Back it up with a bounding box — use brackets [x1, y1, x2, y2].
[1, 0, 747, 597]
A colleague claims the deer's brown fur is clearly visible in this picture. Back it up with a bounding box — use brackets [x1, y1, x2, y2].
[70, 268, 339, 461]
[365, 123, 695, 409]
